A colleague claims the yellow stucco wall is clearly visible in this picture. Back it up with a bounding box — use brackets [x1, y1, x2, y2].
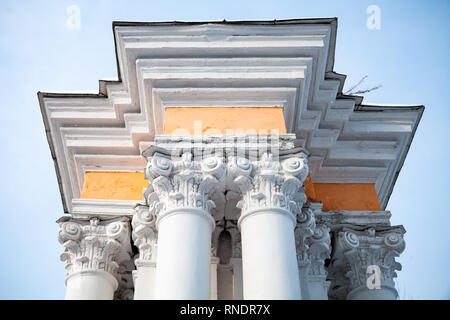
[163, 107, 287, 135]
[81, 171, 148, 200]
[304, 174, 381, 211]
[81, 171, 381, 211]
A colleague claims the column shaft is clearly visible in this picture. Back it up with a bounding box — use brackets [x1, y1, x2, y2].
[210, 257, 219, 300]
[228, 153, 309, 300]
[65, 271, 117, 300]
[154, 209, 213, 299]
[241, 210, 301, 299]
[143, 151, 225, 300]
[133, 263, 156, 300]
[230, 258, 243, 300]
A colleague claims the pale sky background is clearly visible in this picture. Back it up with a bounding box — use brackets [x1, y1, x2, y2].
[0, 0, 448, 299]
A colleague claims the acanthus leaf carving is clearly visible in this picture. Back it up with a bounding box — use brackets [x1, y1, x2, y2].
[228, 152, 309, 227]
[294, 204, 317, 267]
[308, 223, 331, 277]
[57, 217, 131, 282]
[144, 151, 226, 228]
[328, 226, 405, 299]
[132, 204, 157, 267]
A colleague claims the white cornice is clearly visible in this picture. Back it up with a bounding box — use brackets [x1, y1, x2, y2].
[38, 19, 423, 213]
[71, 199, 138, 219]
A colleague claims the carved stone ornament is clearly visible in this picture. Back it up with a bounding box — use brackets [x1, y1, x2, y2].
[328, 226, 405, 299]
[308, 223, 331, 277]
[228, 152, 309, 228]
[132, 204, 157, 267]
[57, 217, 132, 282]
[295, 205, 316, 267]
[144, 152, 226, 228]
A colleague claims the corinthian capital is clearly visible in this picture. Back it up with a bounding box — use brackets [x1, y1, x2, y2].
[57, 217, 132, 282]
[228, 152, 309, 227]
[328, 226, 405, 299]
[295, 202, 332, 277]
[132, 204, 157, 267]
[144, 151, 226, 227]
[295, 205, 316, 266]
[308, 223, 331, 277]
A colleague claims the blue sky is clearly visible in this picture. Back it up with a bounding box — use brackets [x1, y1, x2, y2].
[0, 0, 448, 299]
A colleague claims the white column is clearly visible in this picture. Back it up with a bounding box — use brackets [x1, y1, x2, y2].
[229, 152, 309, 300]
[155, 209, 214, 299]
[145, 152, 225, 300]
[132, 204, 158, 300]
[240, 209, 301, 299]
[66, 271, 117, 300]
[210, 256, 219, 300]
[210, 223, 223, 300]
[133, 263, 156, 299]
[230, 258, 243, 300]
[58, 217, 131, 300]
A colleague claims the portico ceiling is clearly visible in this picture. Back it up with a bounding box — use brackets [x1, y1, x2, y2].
[38, 19, 423, 213]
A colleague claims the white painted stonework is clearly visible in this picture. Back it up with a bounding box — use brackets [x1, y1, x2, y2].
[229, 152, 308, 299]
[39, 19, 423, 214]
[131, 204, 157, 299]
[41, 19, 422, 300]
[328, 226, 405, 300]
[145, 152, 225, 299]
[58, 217, 132, 299]
[57, 140, 409, 300]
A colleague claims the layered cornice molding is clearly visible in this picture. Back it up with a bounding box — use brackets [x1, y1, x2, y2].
[317, 210, 392, 230]
[57, 217, 132, 286]
[38, 19, 423, 213]
[150, 134, 299, 160]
